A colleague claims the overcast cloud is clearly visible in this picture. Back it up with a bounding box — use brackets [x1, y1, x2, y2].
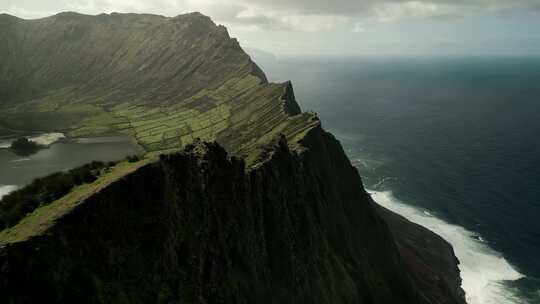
[2, 0, 540, 56]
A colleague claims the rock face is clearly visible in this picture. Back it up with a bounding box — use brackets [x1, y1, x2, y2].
[0, 12, 466, 304]
[1, 136, 456, 304]
[0, 12, 264, 104]
[377, 206, 466, 304]
[0, 12, 310, 157]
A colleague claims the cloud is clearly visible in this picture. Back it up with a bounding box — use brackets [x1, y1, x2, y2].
[211, 0, 540, 33]
[372, 2, 465, 22]
[239, 0, 540, 16]
[2, 0, 539, 32]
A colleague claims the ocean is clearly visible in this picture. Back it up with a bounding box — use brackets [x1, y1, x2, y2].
[257, 56, 540, 304]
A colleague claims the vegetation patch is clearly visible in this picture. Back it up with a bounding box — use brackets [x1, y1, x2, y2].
[9, 138, 44, 156]
[0, 161, 112, 230]
[126, 155, 141, 163]
[0, 156, 154, 244]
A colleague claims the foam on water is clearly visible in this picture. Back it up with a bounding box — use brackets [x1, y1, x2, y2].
[11, 158, 32, 163]
[0, 140, 12, 149]
[0, 133, 65, 149]
[370, 190, 527, 304]
[0, 185, 18, 200]
[28, 133, 65, 146]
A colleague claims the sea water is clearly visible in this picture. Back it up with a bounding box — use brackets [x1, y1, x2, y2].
[0, 135, 140, 189]
[258, 55, 540, 303]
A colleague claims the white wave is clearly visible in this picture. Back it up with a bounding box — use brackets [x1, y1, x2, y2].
[0, 185, 18, 200]
[370, 190, 526, 304]
[332, 130, 365, 144]
[28, 133, 65, 146]
[0, 132, 65, 148]
[11, 158, 31, 163]
[372, 176, 396, 189]
[477, 236, 487, 243]
[0, 140, 12, 148]
[352, 157, 385, 172]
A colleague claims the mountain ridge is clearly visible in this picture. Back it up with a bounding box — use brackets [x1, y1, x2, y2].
[0, 11, 301, 161]
[0, 12, 465, 304]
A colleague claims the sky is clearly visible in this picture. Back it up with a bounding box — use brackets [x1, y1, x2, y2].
[2, 0, 540, 57]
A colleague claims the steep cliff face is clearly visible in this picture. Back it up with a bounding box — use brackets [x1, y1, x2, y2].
[0, 130, 465, 304]
[0, 12, 306, 156]
[0, 12, 465, 304]
[0, 12, 263, 104]
[0, 134, 425, 303]
[377, 206, 465, 304]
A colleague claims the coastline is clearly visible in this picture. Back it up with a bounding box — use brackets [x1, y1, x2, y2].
[0, 131, 141, 188]
[369, 189, 525, 304]
[0, 132, 66, 149]
[0, 185, 18, 200]
[0, 132, 144, 154]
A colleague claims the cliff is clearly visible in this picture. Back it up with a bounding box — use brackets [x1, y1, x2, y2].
[0, 11, 304, 159]
[0, 12, 465, 304]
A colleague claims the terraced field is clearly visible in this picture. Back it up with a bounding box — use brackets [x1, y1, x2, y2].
[0, 12, 319, 165]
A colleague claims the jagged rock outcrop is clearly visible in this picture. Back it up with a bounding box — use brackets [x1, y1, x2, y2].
[0, 12, 465, 304]
[378, 206, 466, 304]
[0, 134, 447, 303]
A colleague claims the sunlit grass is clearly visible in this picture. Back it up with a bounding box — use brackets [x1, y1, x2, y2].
[0, 157, 155, 244]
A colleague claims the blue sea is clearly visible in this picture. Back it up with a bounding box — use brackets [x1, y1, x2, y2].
[258, 56, 540, 304]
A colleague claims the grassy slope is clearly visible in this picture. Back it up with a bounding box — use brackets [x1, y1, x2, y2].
[0, 12, 315, 163]
[0, 157, 155, 243]
[0, 12, 320, 243]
